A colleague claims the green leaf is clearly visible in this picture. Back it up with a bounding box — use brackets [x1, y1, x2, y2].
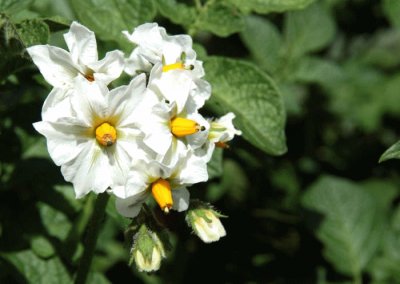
[38, 202, 72, 241]
[0, 0, 32, 14]
[292, 57, 345, 87]
[195, 1, 244, 37]
[1, 250, 72, 283]
[227, 0, 316, 14]
[368, 204, 400, 283]
[155, 0, 196, 27]
[284, 2, 336, 58]
[204, 56, 287, 155]
[360, 29, 400, 69]
[30, 236, 55, 259]
[302, 176, 385, 278]
[380, 140, 400, 162]
[16, 19, 49, 46]
[207, 147, 223, 179]
[43, 16, 71, 32]
[240, 15, 282, 73]
[382, 0, 400, 28]
[87, 272, 111, 284]
[70, 0, 156, 49]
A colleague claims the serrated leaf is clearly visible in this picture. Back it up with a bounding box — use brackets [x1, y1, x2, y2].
[380, 140, 400, 162]
[240, 15, 282, 73]
[195, 2, 244, 37]
[70, 0, 156, 49]
[204, 56, 287, 155]
[302, 176, 385, 277]
[155, 0, 196, 27]
[227, 0, 316, 14]
[1, 250, 72, 284]
[284, 2, 335, 58]
[382, 0, 400, 28]
[16, 19, 49, 46]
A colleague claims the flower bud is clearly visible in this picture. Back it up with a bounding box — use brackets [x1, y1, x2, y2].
[131, 224, 166, 272]
[186, 202, 226, 243]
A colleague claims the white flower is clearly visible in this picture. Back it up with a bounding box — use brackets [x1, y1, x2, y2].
[208, 112, 242, 143]
[132, 224, 166, 272]
[115, 151, 208, 218]
[123, 23, 196, 74]
[33, 75, 147, 198]
[186, 206, 226, 243]
[27, 21, 124, 89]
[137, 90, 209, 163]
[148, 63, 211, 113]
[195, 112, 242, 162]
[124, 23, 211, 111]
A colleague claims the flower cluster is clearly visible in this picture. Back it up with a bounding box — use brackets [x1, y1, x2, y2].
[29, 21, 240, 271]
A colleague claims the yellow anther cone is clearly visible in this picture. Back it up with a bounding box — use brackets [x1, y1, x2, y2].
[162, 62, 185, 72]
[95, 122, 117, 146]
[170, 117, 200, 137]
[151, 179, 173, 213]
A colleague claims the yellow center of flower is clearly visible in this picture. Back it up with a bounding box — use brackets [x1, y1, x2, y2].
[170, 117, 204, 138]
[162, 62, 185, 72]
[151, 179, 173, 213]
[95, 122, 117, 147]
[162, 61, 194, 72]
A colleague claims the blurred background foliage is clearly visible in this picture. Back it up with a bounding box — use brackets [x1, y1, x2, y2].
[1, 0, 400, 283]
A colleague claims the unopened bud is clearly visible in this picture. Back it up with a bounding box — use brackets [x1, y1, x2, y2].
[131, 224, 166, 272]
[186, 201, 226, 243]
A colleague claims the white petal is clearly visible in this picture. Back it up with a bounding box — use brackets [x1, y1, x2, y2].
[124, 48, 153, 75]
[89, 50, 125, 85]
[41, 88, 74, 121]
[64, 21, 98, 66]
[115, 192, 148, 218]
[175, 153, 208, 185]
[27, 45, 78, 88]
[185, 112, 209, 150]
[114, 166, 149, 199]
[61, 141, 112, 198]
[108, 74, 147, 126]
[33, 120, 90, 165]
[123, 23, 164, 64]
[172, 187, 190, 212]
[70, 77, 109, 125]
[148, 64, 193, 113]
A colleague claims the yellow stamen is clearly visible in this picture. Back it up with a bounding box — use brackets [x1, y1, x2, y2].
[170, 117, 202, 138]
[162, 62, 185, 72]
[95, 122, 117, 147]
[151, 179, 173, 213]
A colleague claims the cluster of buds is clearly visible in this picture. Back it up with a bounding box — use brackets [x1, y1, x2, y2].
[29, 21, 239, 272]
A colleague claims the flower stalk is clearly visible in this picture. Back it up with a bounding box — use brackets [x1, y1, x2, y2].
[74, 193, 110, 284]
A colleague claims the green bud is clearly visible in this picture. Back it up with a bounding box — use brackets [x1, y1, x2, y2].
[131, 224, 166, 272]
[186, 200, 227, 243]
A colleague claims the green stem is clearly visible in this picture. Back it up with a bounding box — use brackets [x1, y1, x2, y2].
[74, 193, 110, 284]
